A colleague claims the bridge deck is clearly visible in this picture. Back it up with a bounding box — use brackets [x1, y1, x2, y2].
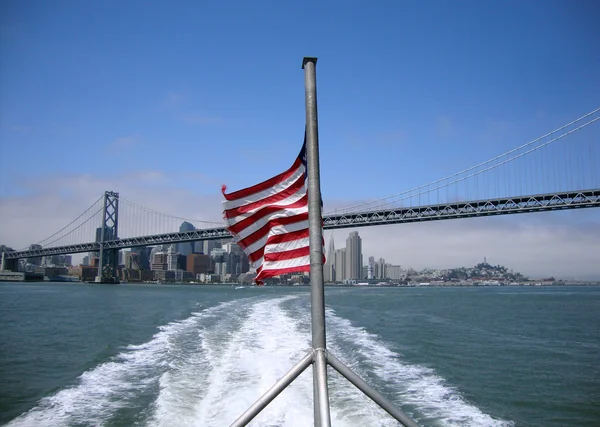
[5, 189, 599, 259]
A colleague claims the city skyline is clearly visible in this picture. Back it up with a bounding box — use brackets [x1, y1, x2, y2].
[3, 203, 600, 281]
[7, 223, 597, 282]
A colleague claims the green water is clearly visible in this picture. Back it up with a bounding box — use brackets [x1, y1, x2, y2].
[1, 283, 598, 426]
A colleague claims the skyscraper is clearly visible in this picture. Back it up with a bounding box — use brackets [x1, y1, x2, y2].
[324, 234, 335, 282]
[177, 221, 195, 256]
[345, 231, 362, 280]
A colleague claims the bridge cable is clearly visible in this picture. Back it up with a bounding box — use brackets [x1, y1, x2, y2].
[327, 109, 600, 214]
[39, 205, 105, 249]
[120, 197, 223, 227]
[363, 116, 599, 211]
[31, 195, 104, 248]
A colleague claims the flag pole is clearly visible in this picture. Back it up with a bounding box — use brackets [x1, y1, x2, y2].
[230, 58, 419, 427]
[302, 56, 332, 427]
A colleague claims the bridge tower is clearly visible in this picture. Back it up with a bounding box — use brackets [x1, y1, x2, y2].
[95, 191, 120, 284]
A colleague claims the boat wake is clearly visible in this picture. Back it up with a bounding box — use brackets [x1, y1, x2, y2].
[7, 295, 513, 427]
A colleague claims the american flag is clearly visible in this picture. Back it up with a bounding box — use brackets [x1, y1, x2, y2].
[222, 139, 320, 285]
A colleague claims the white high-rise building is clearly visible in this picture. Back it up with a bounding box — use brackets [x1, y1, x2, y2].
[167, 245, 179, 271]
[334, 248, 346, 282]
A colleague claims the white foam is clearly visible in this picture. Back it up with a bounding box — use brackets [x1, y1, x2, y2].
[148, 295, 393, 427]
[148, 295, 317, 427]
[5, 301, 239, 427]
[325, 307, 515, 426]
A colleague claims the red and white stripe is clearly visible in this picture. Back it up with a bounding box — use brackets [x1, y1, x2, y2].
[222, 143, 321, 284]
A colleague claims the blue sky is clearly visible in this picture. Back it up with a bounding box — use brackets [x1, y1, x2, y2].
[1, 1, 599, 279]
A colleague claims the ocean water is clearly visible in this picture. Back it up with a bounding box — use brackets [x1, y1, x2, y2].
[0, 282, 598, 426]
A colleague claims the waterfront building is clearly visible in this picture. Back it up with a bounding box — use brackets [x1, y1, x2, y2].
[214, 261, 227, 277]
[151, 252, 168, 271]
[334, 248, 346, 282]
[186, 254, 211, 275]
[368, 256, 375, 279]
[167, 245, 178, 271]
[388, 265, 403, 280]
[345, 231, 363, 281]
[149, 246, 166, 267]
[376, 257, 387, 279]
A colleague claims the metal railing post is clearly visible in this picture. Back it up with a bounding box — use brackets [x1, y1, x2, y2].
[229, 351, 314, 426]
[327, 352, 420, 427]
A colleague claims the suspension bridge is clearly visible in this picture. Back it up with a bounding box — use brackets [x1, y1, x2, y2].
[2, 108, 600, 282]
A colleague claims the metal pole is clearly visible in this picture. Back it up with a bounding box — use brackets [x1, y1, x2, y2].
[229, 350, 314, 427]
[314, 348, 331, 425]
[302, 56, 331, 427]
[327, 352, 420, 427]
[313, 373, 321, 427]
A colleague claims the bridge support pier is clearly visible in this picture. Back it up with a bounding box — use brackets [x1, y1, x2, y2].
[95, 191, 120, 284]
